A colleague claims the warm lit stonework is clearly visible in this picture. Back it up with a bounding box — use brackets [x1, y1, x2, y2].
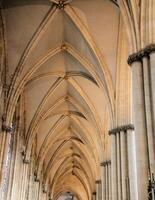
[0, 0, 155, 200]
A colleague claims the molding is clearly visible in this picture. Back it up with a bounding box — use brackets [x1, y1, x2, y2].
[100, 160, 111, 166]
[109, 124, 134, 135]
[128, 44, 155, 65]
[34, 178, 40, 182]
[42, 184, 47, 194]
[1, 114, 15, 133]
[95, 180, 101, 184]
[2, 124, 14, 133]
[34, 171, 40, 182]
[23, 159, 30, 164]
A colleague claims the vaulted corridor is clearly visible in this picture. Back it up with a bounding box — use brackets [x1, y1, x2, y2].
[0, 0, 155, 200]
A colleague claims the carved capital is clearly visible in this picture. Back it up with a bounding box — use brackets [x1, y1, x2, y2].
[100, 160, 111, 166]
[2, 114, 15, 133]
[145, 44, 155, 55]
[127, 52, 142, 65]
[34, 177, 40, 182]
[23, 159, 30, 164]
[109, 124, 134, 135]
[2, 124, 14, 133]
[42, 183, 47, 193]
[34, 171, 40, 182]
[128, 43, 155, 65]
[95, 180, 101, 184]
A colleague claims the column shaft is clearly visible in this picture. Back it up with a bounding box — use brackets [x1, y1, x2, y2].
[132, 61, 149, 200]
[127, 129, 138, 200]
[101, 165, 106, 200]
[120, 130, 127, 200]
[0, 131, 14, 200]
[116, 132, 122, 200]
[150, 53, 155, 135]
[96, 181, 102, 200]
[142, 56, 155, 174]
[108, 164, 111, 200]
[106, 165, 108, 200]
[92, 192, 96, 200]
[111, 134, 117, 200]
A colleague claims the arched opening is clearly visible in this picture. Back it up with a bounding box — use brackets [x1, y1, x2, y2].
[57, 192, 79, 200]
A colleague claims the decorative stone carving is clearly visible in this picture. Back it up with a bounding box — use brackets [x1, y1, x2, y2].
[23, 159, 30, 164]
[100, 161, 111, 167]
[95, 180, 102, 184]
[61, 43, 67, 51]
[34, 171, 40, 182]
[109, 124, 134, 135]
[1, 115, 15, 133]
[128, 44, 155, 65]
[92, 192, 96, 195]
[147, 173, 155, 200]
[50, 0, 72, 10]
[42, 184, 47, 193]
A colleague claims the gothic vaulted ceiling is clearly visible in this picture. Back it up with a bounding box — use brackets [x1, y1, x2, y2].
[2, 0, 119, 199]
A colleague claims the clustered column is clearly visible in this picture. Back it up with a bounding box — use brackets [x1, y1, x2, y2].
[100, 161, 111, 200]
[96, 180, 102, 200]
[128, 44, 155, 200]
[109, 124, 138, 200]
[92, 192, 96, 200]
[0, 120, 15, 200]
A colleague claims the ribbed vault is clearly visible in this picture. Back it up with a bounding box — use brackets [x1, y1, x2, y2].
[2, 0, 119, 199]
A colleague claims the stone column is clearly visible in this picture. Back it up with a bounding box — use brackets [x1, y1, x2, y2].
[19, 160, 30, 200]
[108, 163, 111, 200]
[116, 132, 122, 200]
[127, 128, 138, 200]
[128, 45, 155, 199]
[150, 49, 155, 135]
[92, 192, 96, 200]
[110, 134, 117, 200]
[105, 164, 108, 200]
[0, 122, 15, 200]
[96, 180, 102, 200]
[120, 130, 127, 200]
[142, 54, 155, 174]
[101, 161, 111, 200]
[148, 46, 155, 175]
[101, 162, 106, 200]
[34, 172, 40, 200]
[109, 124, 137, 200]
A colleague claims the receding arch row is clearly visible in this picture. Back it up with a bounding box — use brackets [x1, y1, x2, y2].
[24, 77, 104, 162]
[26, 101, 99, 180]
[50, 156, 93, 198]
[42, 132, 98, 182]
[39, 143, 95, 199]
[32, 114, 99, 184]
[52, 165, 90, 200]
[49, 154, 94, 194]
[54, 188, 82, 200]
[37, 125, 97, 184]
